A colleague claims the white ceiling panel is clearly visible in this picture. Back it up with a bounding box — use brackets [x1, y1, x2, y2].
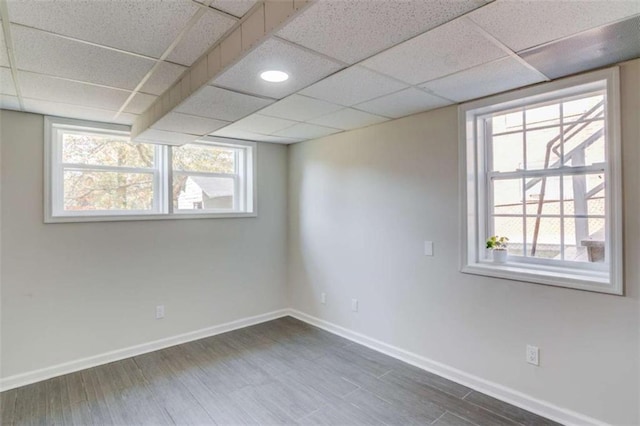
[420, 57, 546, 103]
[223, 114, 298, 135]
[12, 26, 155, 90]
[213, 38, 343, 99]
[6, 0, 198, 58]
[1, 67, 16, 95]
[18, 72, 130, 110]
[123, 93, 158, 115]
[0, 94, 20, 110]
[135, 128, 197, 146]
[23, 98, 137, 125]
[208, 0, 257, 18]
[355, 88, 452, 119]
[468, 0, 640, 52]
[362, 18, 507, 85]
[277, 0, 486, 64]
[309, 108, 388, 131]
[300, 66, 407, 106]
[175, 85, 273, 121]
[167, 10, 236, 66]
[152, 112, 229, 135]
[140, 61, 186, 96]
[0, 22, 10, 67]
[274, 122, 341, 140]
[211, 127, 301, 143]
[259, 94, 342, 122]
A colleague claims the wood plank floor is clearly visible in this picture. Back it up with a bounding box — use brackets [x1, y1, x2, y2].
[0, 317, 559, 425]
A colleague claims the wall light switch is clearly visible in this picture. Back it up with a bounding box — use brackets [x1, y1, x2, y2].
[424, 241, 434, 256]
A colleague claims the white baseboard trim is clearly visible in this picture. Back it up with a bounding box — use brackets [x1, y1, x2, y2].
[0, 309, 289, 392]
[289, 309, 606, 426]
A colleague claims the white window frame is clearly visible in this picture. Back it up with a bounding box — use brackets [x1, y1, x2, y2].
[45, 117, 257, 223]
[459, 67, 623, 295]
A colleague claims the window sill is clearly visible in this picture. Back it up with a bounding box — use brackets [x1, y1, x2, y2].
[461, 261, 619, 295]
[45, 211, 257, 224]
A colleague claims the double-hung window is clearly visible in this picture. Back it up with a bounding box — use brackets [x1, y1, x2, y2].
[46, 117, 256, 222]
[460, 68, 622, 294]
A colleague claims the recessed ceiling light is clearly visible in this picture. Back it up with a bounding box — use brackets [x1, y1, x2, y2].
[260, 70, 289, 83]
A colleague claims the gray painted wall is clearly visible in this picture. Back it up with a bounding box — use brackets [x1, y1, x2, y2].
[287, 60, 639, 425]
[0, 110, 289, 378]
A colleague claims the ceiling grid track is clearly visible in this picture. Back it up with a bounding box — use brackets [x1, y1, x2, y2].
[0, 0, 24, 110]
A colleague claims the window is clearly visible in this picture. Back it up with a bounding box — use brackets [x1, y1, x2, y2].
[45, 117, 256, 222]
[460, 68, 622, 295]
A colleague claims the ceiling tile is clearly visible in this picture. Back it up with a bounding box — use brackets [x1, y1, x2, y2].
[6, 0, 199, 58]
[420, 57, 546, 103]
[175, 85, 273, 121]
[0, 94, 20, 110]
[135, 128, 197, 146]
[211, 127, 301, 143]
[274, 122, 341, 140]
[152, 112, 229, 135]
[308, 108, 388, 131]
[140, 61, 186, 96]
[277, 0, 486, 64]
[22, 98, 137, 125]
[259, 94, 342, 122]
[167, 10, 236, 66]
[18, 71, 130, 110]
[362, 18, 507, 85]
[212, 38, 343, 99]
[519, 16, 640, 80]
[1, 67, 16, 95]
[12, 26, 155, 90]
[355, 88, 452, 119]
[123, 92, 157, 115]
[300, 66, 407, 106]
[0, 22, 10, 67]
[209, 0, 257, 18]
[469, 0, 640, 52]
[222, 114, 298, 134]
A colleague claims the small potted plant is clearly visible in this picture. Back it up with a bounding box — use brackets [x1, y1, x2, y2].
[486, 235, 509, 263]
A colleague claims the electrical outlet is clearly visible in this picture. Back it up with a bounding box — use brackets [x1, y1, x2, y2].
[424, 241, 434, 256]
[351, 298, 358, 312]
[321, 292, 326, 304]
[156, 305, 165, 319]
[526, 345, 539, 366]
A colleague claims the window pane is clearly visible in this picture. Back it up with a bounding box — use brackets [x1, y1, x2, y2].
[493, 216, 524, 256]
[493, 179, 522, 215]
[563, 218, 589, 262]
[173, 144, 235, 173]
[525, 103, 560, 129]
[525, 176, 560, 215]
[491, 133, 523, 172]
[562, 174, 605, 217]
[62, 133, 154, 168]
[526, 217, 561, 259]
[491, 110, 523, 134]
[563, 93, 604, 124]
[525, 127, 561, 170]
[173, 175, 235, 210]
[63, 170, 154, 211]
[563, 120, 605, 167]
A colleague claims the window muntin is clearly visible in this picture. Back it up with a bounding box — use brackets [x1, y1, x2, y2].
[46, 118, 256, 222]
[460, 68, 622, 294]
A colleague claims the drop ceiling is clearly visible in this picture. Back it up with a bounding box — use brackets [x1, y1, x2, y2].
[0, 0, 638, 144]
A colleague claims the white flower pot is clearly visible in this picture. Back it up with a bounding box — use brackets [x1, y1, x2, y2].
[493, 249, 508, 263]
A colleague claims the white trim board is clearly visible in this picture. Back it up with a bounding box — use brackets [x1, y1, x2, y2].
[289, 309, 607, 426]
[0, 309, 289, 392]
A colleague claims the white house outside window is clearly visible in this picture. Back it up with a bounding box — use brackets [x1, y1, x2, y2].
[460, 68, 623, 295]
